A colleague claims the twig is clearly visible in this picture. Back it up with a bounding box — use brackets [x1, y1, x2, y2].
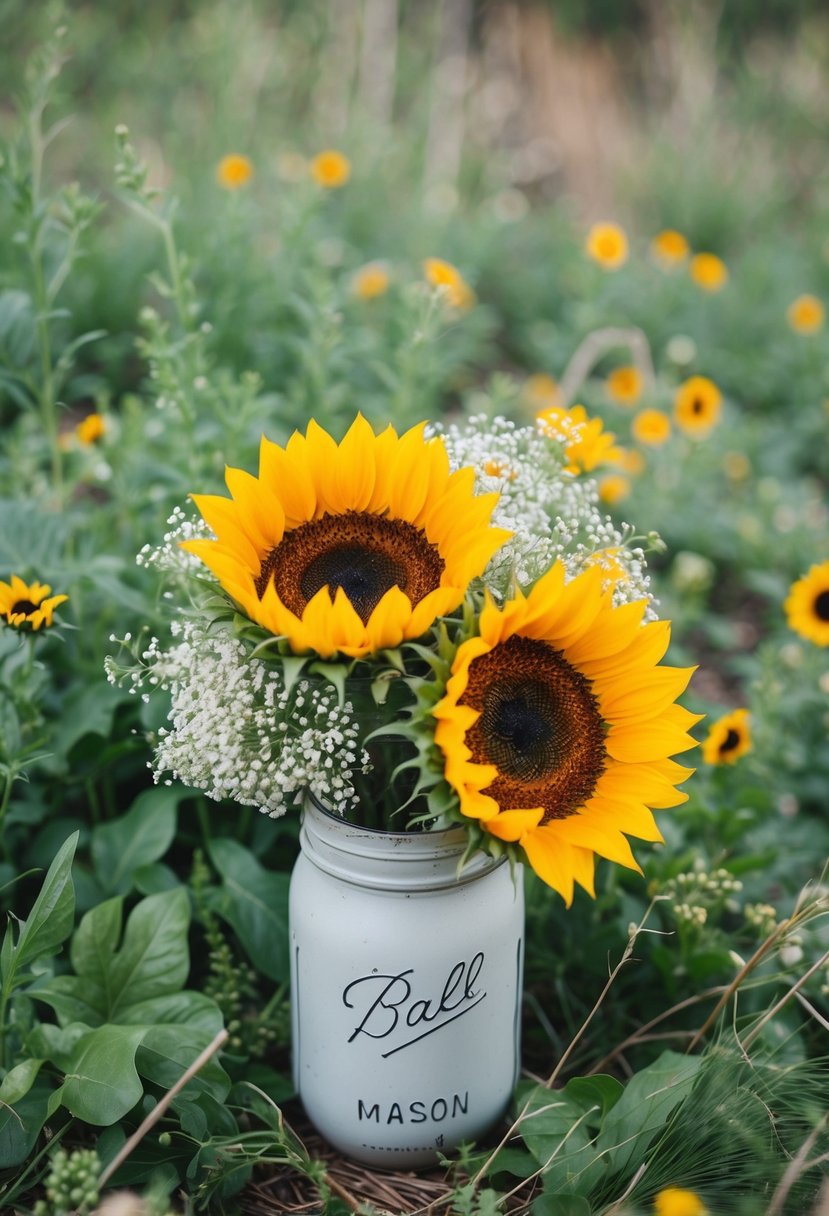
[686, 922, 791, 1053]
[558, 326, 656, 406]
[742, 948, 829, 1051]
[602, 1159, 649, 1215]
[98, 1028, 229, 1188]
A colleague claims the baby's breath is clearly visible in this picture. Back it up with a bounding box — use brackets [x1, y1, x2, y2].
[440, 414, 654, 611]
[140, 621, 366, 817]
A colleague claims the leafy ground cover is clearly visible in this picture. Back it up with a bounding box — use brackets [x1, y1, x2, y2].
[1, 4, 828, 1214]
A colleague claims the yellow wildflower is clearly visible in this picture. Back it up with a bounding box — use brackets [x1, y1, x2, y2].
[787, 294, 824, 334]
[523, 373, 561, 410]
[654, 1188, 708, 1216]
[606, 365, 643, 406]
[75, 413, 106, 445]
[632, 408, 671, 447]
[689, 252, 728, 292]
[351, 261, 391, 300]
[216, 154, 254, 190]
[598, 473, 631, 504]
[651, 229, 690, 266]
[310, 149, 351, 189]
[585, 221, 629, 270]
[423, 257, 475, 310]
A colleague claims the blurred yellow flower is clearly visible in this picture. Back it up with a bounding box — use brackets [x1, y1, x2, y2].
[784, 560, 829, 646]
[351, 261, 390, 300]
[75, 413, 106, 445]
[723, 450, 750, 481]
[598, 473, 631, 504]
[310, 149, 351, 189]
[786, 293, 824, 334]
[689, 252, 728, 292]
[423, 257, 475, 310]
[585, 221, 628, 270]
[612, 446, 646, 475]
[632, 408, 671, 447]
[606, 365, 643, 406]
[216, 154, 254, 190]
[0, 575, 68, 631]
[523, 373, 562, 410]
[651, 229, 690, 266]
[538, 403, 622, 473]
[674, 375, 722, 437]
[654, 1186, 709, 1216]
[702, 708, 751, 765]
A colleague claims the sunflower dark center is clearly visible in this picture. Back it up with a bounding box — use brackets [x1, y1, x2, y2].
[10, 599, 37, 616]
[719, 728, 741, 755]
[691, 396, 704, 414]
[255, 511, 444, 625]
[814, 590, 829, 622]
[462, 634, 607, 822]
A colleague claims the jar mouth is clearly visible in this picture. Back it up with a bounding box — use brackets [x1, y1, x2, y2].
[306, 790, 451, 839]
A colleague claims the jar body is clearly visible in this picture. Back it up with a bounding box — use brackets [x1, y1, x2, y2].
[290, 798, 524, 1168]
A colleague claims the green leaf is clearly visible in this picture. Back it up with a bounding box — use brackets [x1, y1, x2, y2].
[91, 787, 179, 896]
[519, 1083, 604, 1196]
[14, 831, 78, 973]
[208, 839, 289, 981]
[0, 1058, 43, 1105]
[594, 1050, 704, 1176]
[136, 1025, 230, 1101]
[58, 1024, 146, 1124]
[533, 1195, 592, 1216]
[0, 1084, 51, 1169]
[69, 896, 123, 1010]
[0, 499, 69, 575]
[107, 888, 191, 1017]
[116, 991, 223, 1034]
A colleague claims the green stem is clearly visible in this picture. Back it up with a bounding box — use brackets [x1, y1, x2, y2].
[161, 217, 189, 332]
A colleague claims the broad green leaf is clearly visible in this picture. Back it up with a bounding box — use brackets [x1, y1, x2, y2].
[117, 991, 223, 1033]
[0, 1084, 51, 1169]
[14, 832, 78, 973]
[31, 973, 108, 1028]
[91, 787, 179, 896]
[107, 887, 190, 1017]
[58, 1024, 146, 1124]
[69, 895, 123, 1007]
[133, 862, 181, 895]
[533, 1195, 592, 1216]
[594, 1051, 704, 1176]
[136, 1025, 230, 1101]
[564, 1075, 623, 1120]
[26, 1022, 88, 1070]
[0, 499, 69, 574]
[519, 1082, 604, 1196]
[0, 1058, 43, 1105]
[208, 839, 289, 981]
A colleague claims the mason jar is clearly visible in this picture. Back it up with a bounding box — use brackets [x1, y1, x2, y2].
[289, 795, 525, 1168]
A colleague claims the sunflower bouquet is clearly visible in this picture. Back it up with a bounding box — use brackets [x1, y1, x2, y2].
[118, 410, 700, 904]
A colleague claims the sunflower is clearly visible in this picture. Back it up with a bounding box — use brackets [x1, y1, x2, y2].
[784, 561, 829, 646]
[351, 261, 391, 300]
[433, 561, 699, 904]
[673, 376, 722, 437]
[701, 708, 751, 765]
[423, 258, 475, 310]
[182, 415, 511, 660]
[75, 412, 106, 445]
[0, 575, 68, 630]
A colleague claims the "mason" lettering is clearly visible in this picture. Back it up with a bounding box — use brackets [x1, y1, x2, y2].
[358, 1093, 469, 1124]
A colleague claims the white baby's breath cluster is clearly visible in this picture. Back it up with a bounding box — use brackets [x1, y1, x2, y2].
[440, 414, 654, 611]
[136, 505, 213, 575]
[143, 621, 366, 817]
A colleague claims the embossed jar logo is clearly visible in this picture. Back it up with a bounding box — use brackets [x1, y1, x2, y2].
[343, 952, 487, 1058]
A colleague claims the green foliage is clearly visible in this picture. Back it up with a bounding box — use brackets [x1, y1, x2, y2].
[1, 2, 828, 1212]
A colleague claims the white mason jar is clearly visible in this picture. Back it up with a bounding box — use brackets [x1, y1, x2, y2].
[290, 796, 525, 1168]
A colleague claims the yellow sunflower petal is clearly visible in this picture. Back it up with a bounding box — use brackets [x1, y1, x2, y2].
[484, 807, 544, 841]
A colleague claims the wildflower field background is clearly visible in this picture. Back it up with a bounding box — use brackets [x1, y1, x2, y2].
[1, 2, 829, 1214]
